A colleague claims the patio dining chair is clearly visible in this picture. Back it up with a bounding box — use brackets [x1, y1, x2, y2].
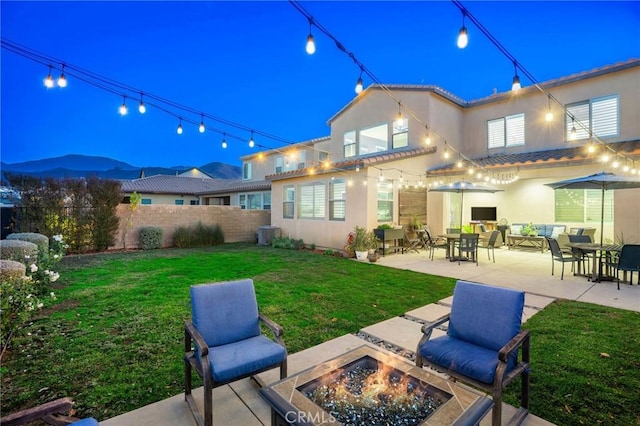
[546, 237, 575, 280]
[402, 227, 421, 253]
[568, 234, 592, 276]
[457, 233, 479, 265]
[416, 280, 530, 426]
[604, 244, 640, 290]
[184, 279, 287, 426]
[478, 230, 500, 263]
[425, 230, 449, 260]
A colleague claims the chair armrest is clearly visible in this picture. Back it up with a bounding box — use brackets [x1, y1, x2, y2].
[184, 321, 209, 356]
[498, 329, 530, 363]
[0, 397, 74, 425]
[419, 313, 451, 342]
[259, 313, 284, 338]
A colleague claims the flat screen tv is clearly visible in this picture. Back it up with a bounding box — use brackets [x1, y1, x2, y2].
[471, 207, 497, 221]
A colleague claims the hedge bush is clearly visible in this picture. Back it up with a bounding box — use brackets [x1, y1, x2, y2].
[6, 233, 49, 257]
[172, 222, 224, 248]
[138, 226, 163, 250]
[0, 240, 39, 264]
[0, 259, 26, 281]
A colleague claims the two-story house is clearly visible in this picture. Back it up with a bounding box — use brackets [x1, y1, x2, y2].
[219, 59, 640, 250]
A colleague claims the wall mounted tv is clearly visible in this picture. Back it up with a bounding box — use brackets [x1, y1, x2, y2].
[471, 207, 497, 221]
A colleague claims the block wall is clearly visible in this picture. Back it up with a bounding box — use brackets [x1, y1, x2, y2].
[112, 204, 271, 250]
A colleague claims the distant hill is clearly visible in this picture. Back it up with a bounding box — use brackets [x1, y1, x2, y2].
[0, 154, 241, 181]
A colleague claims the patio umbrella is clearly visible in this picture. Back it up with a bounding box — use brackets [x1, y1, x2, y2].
[429, 181, 503, 231]
[545, 172, 640, 246]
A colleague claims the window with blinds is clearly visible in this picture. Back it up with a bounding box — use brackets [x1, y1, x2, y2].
[487, 113, 524, 148]
[554, 188, 613, 222]
[298, 182, 326, 219]
[283, 185, 295, 218]
[566, 94, 618, 141]
[392, 119, 408, 149]
[329, 179, 346, 221]
[377, 181, 393, 222]
[344, 131, 356, 158]
[242, 162, 252, 180]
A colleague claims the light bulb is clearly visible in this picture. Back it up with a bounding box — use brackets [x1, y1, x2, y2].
[57, 72, 67, 88]
[601, 154, 610, 163]
[443, 148, 450, 159]
[545, 110, 553, 122]
[623, 164, 630, 172]
[355, 76, 363, 94]
[587, 144, 596, 153]
[306, 33, 315, 54]
[222, 136, 227, 149]
[457, 160, 463, 168]
[177, 122, 183, 135]
[119, 101, 127, 116]
[44, 68, 54, 88]
[612, 160, 620, 168]
[511, 74, 521, 93]
[138, 101, 146, 114]
[199, 122, 205, 133]
[249, 139, 255, 148]
[457, 26, 468, 49]
[570, 124, 577, 141]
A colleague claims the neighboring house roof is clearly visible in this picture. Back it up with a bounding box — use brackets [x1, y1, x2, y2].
[240, 135, 331, 162]
[427, 140, 640, 175]
[266, 146, 437, 181]
[121, 174, 270, 195]
[329, 58, 640, 123]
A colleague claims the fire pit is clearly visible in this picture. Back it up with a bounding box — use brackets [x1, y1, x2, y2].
[259, 345, 493, 426]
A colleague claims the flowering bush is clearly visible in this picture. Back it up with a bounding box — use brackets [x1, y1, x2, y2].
[24, 234, 66, 296]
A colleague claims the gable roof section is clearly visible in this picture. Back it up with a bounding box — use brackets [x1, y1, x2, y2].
[121, 174, 269, 195]
[266, 146, 437, 181]
[427, 140, 640, 175]
[329, 58, 640, 123]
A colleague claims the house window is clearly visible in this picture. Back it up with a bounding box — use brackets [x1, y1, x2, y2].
[319, 151, 330, 163]
[554, 189, 613, 223]
[239, 192, 270, 210]
[275, 154, 302, 173]
[239, 194, 246, 209]
[298, 182, 325, 219]
[174, 199, 184, 205]
[392, 119, 408, 149]
[377, 181, 393, 222]
[296, 151, 306, 169]
[329, 179, 346, 221]
[263, 192, 271, 210]
[566, 95, 618, 141]
[141, 199, 152, 205]
[344, 131, 356, 158]
[243, 162, 252, 180]
[488, 113, 525, 149]
[283, 185, 295, 218]
[190, 200, 199, 205]
[360, 124, 388, 155]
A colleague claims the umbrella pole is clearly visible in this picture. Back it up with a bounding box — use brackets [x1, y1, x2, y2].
[460, 190, 464, 231]
[600, 186, 605, 247]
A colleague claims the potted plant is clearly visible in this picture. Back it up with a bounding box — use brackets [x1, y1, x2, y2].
[347, 226, 379, 260]
[411, 215, 423, 230]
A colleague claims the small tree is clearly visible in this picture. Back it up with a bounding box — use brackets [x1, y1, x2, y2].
[122, 191, 141, 249]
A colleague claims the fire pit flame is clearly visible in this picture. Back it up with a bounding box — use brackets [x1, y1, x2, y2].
[299, 356, 447, 426]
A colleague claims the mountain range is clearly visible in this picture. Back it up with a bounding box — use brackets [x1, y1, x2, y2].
[0, 154, 242, 181]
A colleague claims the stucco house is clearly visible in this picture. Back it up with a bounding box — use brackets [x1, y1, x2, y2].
[234, 59, 640, 250]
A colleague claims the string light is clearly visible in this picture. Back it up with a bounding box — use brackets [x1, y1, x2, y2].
[424, 126, 431, 145]
[443, 142, 450, 159]
[221, 133, 227, 149]
[57, 65, 67, 88]
[176, 118, 183, 135]
[305, 19, 316, 54]
[394, 102, 404, 128]
[249, 130, 255, 148]
[355, 68, 363, 94]
[44, 65, 54, 88]
[199, 114, 205, 133]
[545, 94, 553, 122]
[511, 62, 521, 93]
[569, 118, 577, 141]
[457, 12, 468, 48]
[138, 94, 146, 114]
[118, 96, 128, 116]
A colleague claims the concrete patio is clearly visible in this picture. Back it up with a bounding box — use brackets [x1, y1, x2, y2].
[100, 246, 639, 426]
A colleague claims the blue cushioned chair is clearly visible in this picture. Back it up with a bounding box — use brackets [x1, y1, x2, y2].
[184, 279, 287, 426]
[416, 281, 530, 426]
[0, 397, 98, 426]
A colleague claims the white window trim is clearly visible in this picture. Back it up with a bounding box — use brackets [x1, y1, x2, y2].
[566, 94, 619, 141]
[487, 113, 525, 149]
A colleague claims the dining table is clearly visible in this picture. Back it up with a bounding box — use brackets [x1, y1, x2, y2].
[438, 233, 464, 261]
[566, 242, 622, 282]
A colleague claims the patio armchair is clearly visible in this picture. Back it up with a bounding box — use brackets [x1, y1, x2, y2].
[568, 234, 592, 276]
[0, 397, 98, 426]
[478, 230, 500, 263]
[546, 237, 575, 280]
[416, 280, 530, 426]
[184, 279, 287, 426]
[457, 233, 479, 265]
[603, 244, 640, 290]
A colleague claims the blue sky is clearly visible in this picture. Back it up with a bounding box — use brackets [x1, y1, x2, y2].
[1, 1, 638, 168]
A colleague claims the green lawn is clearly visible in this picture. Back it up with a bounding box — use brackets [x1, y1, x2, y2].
[1, 243, 638, 425]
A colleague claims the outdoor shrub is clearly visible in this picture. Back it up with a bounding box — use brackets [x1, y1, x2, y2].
[87, 177, 122, 251]
[271, 236, 305, 250]
[0, 260, 26, 281]
[138, 226, 163, 250]
[6, 233, 49, 258]
[172, 222, 224, 248]
[0, 240, 38, 264]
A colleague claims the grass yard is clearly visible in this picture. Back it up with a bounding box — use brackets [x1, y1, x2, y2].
[1, 243, 639, 425]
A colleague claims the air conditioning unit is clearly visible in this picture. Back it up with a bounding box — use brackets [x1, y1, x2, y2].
[258, 226, 281, 246]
